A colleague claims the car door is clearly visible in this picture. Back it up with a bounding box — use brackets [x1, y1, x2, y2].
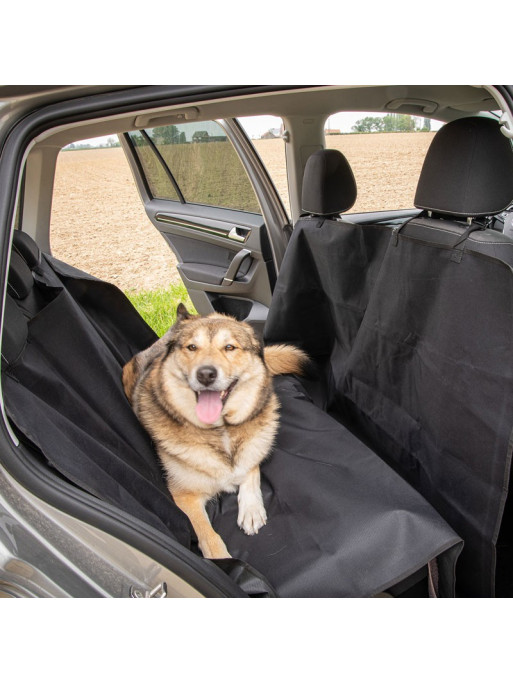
[119, 116, 290, 336]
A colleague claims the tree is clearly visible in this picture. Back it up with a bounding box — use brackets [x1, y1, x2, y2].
[152, 125, 181, 145]
[382, 114, 417, 132]
[352, 113, 420, 134]
[352, 116, 385, 133]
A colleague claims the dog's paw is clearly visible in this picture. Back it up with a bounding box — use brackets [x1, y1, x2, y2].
[199, 533, 231, 559]
[237, 499, 267, 536]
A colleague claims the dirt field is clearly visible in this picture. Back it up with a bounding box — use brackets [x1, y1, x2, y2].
[50, 132, 435, 292]
[50, 147, 177, 293]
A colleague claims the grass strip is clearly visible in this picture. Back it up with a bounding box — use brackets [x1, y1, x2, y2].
[125, 282, 196, 337]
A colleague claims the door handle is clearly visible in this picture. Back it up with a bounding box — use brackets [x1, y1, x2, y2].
[222, 249, 252, 286]
[227, 226, 251, 243]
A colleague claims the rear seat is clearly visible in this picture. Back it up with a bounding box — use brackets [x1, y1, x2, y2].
[1, 230, 462, 597]
[265, 149, 392, 385]
[265, 117, 513, 596]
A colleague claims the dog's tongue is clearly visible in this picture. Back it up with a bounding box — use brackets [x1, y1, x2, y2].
[196, 390, 223, 424]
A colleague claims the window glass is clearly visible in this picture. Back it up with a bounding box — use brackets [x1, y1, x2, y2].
[324, 112, 443, 212]
[128, 130, 180, 202]
[50, 141, 179, 293]
[145, 121, 260, 213]
[238, 115, 289, 216]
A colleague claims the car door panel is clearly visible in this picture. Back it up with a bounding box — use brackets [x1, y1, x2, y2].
[142, 199, 275, 336]
[120, 121, 283, 334]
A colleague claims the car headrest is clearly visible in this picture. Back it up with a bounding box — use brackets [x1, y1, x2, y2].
[8, 251, 34, 300]
[301, 149, 357, 216]
[414, 116, 513, 218]
[12, 231, 41, 269]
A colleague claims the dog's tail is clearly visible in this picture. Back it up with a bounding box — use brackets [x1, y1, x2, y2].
[264, 344, 308, 376]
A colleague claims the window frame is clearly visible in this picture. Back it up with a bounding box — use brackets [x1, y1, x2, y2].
[124, 119, 262, 215]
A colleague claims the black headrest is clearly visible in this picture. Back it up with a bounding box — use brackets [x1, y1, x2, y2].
[301, 149, 357, 216]
[415, 117, 513, 218]
[8, 252, 34, 300]
[12, 231, 41, 268]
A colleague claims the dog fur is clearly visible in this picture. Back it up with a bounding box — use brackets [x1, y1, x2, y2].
[123, 303, 307, 559]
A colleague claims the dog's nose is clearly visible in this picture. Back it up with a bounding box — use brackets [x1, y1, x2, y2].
[196, 365, 218, 387]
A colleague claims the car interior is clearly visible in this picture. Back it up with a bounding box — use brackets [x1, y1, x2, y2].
[2, 85, 513, 597]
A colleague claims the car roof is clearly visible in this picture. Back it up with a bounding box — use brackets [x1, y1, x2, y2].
[1, 84, 501, 150]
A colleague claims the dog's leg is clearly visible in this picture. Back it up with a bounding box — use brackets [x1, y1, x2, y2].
[237, 466, 267, 536]
[173, 492, 231, 559]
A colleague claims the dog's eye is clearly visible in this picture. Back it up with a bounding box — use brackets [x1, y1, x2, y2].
[225, 344, 235, 351]
[187, 344, 197, 352]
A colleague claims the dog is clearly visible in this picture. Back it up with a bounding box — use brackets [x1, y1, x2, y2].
[122, 303, 307, 559]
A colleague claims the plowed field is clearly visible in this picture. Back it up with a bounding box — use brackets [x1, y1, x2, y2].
[50, 132, 435, 292]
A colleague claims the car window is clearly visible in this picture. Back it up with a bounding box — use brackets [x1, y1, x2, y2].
[128, 120, 261, 214]
[129, 130, 181, 202]
[50, 140, 179, 294]
[324, 112, 443, 213]
[238, 116, 289, 216]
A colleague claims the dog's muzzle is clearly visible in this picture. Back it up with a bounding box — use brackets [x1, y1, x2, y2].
[196, 365, 217, 387]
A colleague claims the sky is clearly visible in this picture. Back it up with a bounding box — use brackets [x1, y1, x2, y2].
[75, 112, 443, 147]
[241, 113, 444, 137]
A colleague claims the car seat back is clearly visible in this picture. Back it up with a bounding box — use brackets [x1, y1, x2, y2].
[266, 117, 513, 596]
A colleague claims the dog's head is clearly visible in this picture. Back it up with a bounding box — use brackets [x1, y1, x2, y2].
[161, 304, 268, 427]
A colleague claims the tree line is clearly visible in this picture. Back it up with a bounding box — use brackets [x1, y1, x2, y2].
[352, 115, 431, 133]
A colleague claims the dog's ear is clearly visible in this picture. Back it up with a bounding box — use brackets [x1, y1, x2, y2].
[163, 328, 180, 358]
[176, 303, 194, 323]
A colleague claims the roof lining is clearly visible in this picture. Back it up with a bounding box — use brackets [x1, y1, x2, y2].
[33, 85, 500, 149]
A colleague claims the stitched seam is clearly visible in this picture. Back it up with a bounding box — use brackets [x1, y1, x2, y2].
[409, 223, 466, 236]
[468, 238, 513, 245]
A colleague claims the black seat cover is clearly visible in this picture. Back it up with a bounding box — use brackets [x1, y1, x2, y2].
[2, 233, 462, 597]
[266, 117, 513, 596]
[265, 148, 391, 384]
[210, 375, 461, 597]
